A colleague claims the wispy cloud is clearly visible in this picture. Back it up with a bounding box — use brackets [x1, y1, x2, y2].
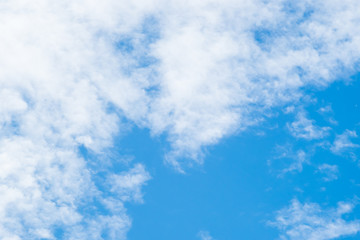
[146, 0, 360, 166]
[317, 164, 339, 182]
[198, 230, 214, 240]
[330, 130, 359, 154]
[272, 199, 360, 240]
[270, 144, 311, 175]
[287, 111, 331, 140]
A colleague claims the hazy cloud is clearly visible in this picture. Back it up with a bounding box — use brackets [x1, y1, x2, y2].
[198, 231, 214, 240]
[287, 112, 331, 140]
[318, 164, 339, 182]
[331, 130, 359, 154]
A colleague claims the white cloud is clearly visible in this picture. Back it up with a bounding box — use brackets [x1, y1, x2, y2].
[330, 130, 359, 154]
[287, 111, 331, 140]
[272, 199, 360, 240]
[0, 0, 152, 238]
[2, 0, 360, 238]
[145, 0, 360, 166]
[198, 230, 214, 240]
[1, 1, 360, 166]
[271, 145, 310, 175]
[0, 136, 149, 239]
[109, 164, 151, 203]
[318, 164, 339, 182]
[285, 150, 309, 174]
[2, 0, 360, 165]
[318, 105, 333, 114]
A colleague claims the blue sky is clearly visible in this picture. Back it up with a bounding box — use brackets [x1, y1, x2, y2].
[1, 1, 360, 240]
[121, 77, 360, 240]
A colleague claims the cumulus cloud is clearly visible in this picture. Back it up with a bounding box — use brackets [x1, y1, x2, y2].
[2, 0, 360, 165]
[146, 0, 360, 165]
[272, 199, 360, 240]
[2, 0, 360, 238]
[0, 136, 150, 239]
[0, 0, 151, 238]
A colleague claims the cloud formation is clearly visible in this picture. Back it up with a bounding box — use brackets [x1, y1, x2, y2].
[287, 111, 330, 140]
[3, 0, 360, 165]
[198, 231, 214, 240]
[0, 0, 152, 238]
[272, 199, 360, 240]
[145, 0, 360, 166]
[2, 0, 360, 238]
[317, 164, 339, 182]
[330, 130, 359, 154]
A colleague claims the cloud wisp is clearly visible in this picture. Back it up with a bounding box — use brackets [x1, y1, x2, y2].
[317, 164, 339, 182]
[287, 111, 331, 140]
[272, 199, 360, 240]
[198, 231, 214, 240]
[330, 130, 359, 155]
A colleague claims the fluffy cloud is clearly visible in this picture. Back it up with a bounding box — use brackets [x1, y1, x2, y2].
[0, 136, 150, 239]
[2, 0, 360, 238]
[146, 0, 360, 166]
[0, 0, 151, 238]
[272, 199, 360, 240]
[3, 0, 360, 165]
